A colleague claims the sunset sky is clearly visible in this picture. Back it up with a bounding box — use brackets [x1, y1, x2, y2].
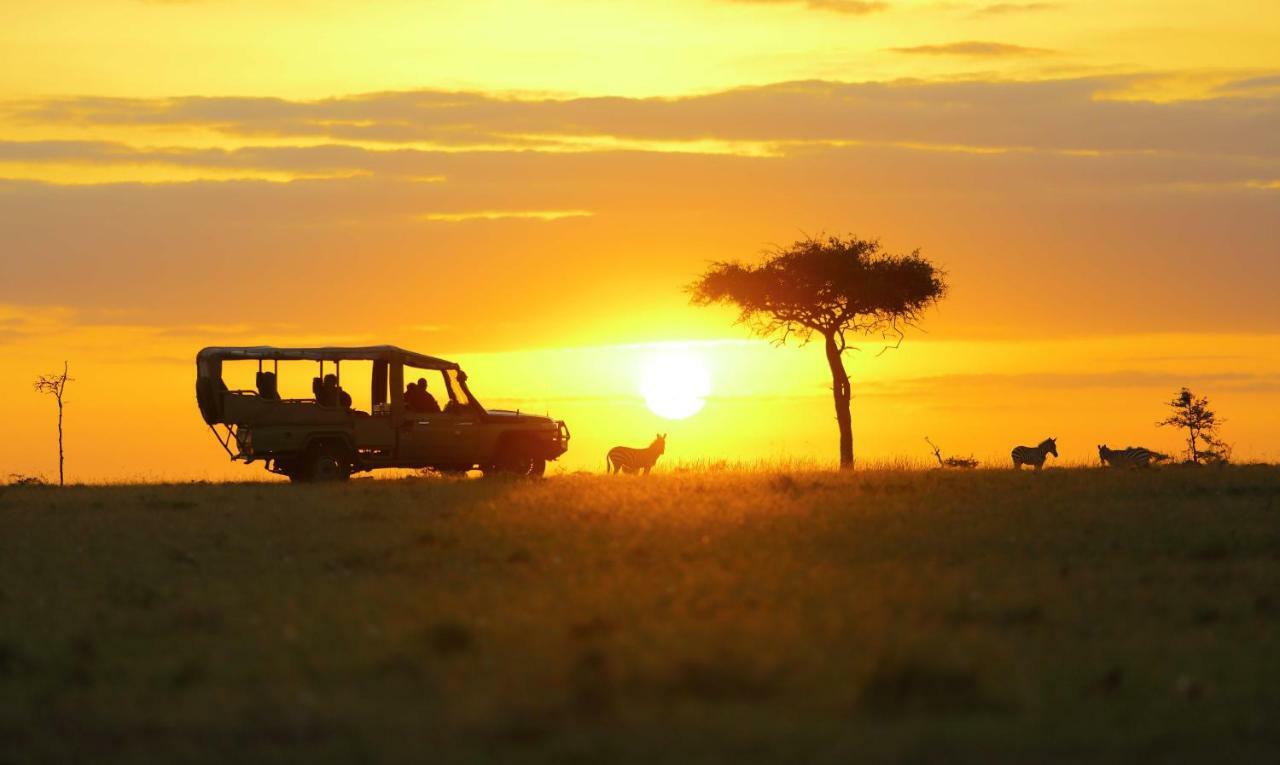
[2, 0, 1278, 480]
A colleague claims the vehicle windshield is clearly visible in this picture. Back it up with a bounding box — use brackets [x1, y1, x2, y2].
[446, 369, 471, 407]
[403, 366, 477, 414]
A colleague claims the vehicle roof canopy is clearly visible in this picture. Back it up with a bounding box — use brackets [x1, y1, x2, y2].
[197, 345, 458, 371]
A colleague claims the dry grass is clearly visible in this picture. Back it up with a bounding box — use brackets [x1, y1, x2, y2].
[1, 466, 1278, 763]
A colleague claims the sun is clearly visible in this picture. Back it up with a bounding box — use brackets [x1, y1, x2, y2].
[639, 347, 712, 420]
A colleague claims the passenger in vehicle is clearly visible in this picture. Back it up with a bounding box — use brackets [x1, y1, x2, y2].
[405, 377, 441, 413]
[256, 371, 280, 400]
[417, 377, 441, 413]
[316, 375, 335, 406]
[317, 374, 352, 409]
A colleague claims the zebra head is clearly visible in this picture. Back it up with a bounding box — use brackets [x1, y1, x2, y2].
[653, 433, 667, 455]
[1041, 437, 1058, 457]
[1097, 444, 1110, 464]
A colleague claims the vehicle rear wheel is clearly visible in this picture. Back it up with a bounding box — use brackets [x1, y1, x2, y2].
[269, 457, 303, 483]
[304, 447, 351, 482]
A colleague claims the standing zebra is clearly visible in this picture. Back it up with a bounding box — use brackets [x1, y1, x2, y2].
[1098, 445, 1170, 468]
[1011, 437, 1058, 470]
[607, 434, 666, 475]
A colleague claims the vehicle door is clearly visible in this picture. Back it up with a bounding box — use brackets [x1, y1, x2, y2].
[398, 413, 460, 466]
[397, 371, 484, 467]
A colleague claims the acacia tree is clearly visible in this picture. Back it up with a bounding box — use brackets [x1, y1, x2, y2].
[1158, 387, 1230, 464]
[33, 361, 73, 486]
[690, 235, 947, 469]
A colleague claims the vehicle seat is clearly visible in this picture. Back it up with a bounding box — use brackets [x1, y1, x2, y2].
[256, 371, 280, 400]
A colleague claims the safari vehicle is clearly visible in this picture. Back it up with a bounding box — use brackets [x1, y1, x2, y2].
[195, 346, 569, 481]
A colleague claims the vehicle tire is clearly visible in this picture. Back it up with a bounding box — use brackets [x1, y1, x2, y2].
[305, 446, 351, 482]
[273, 457, 305, 483]
[488, 441, 544, 477]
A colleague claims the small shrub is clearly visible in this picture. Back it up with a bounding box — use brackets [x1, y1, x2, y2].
[6, 474, 46, 487]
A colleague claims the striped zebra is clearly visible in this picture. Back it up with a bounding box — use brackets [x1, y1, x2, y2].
[1011, 437, 1058, 470]
[607, 433, 666, 475]
[1098, 445, 1170, 468]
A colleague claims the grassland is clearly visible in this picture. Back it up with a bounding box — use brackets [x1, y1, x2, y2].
[1, 466, 1278, 764]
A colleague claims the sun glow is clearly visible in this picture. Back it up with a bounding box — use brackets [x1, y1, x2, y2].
[638, 347, 713, 420]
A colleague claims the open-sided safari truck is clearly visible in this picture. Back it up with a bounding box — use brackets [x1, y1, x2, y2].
[196, 346, 569, 481]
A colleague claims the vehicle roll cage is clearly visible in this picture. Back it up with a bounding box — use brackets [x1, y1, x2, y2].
[196, 345, 483, 462]
[197, 345, 457, 367]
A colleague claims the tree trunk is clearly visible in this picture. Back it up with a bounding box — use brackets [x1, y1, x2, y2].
[57, 397, 64, 486]
[824, 332, 854, 469]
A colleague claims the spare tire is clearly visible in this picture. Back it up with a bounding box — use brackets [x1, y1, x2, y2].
[195, 377, 224, 425]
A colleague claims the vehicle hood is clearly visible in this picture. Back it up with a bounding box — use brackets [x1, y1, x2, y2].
[485, 409, 556, 425]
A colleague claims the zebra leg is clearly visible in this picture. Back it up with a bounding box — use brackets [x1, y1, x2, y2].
[643, 466, 652, 475]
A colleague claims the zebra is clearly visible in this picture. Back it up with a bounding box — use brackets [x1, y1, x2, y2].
[1098, 445, 1170, 468]
[1011, 437, 1058, 470]
[607, 433, 666, 475]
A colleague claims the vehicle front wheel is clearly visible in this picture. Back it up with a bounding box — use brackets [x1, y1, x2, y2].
[487, 443, 545, 477]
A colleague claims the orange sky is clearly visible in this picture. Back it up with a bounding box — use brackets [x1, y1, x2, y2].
[1, 0, 1278, 480]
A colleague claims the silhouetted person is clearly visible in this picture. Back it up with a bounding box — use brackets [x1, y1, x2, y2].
[317, 373, 351, 409]
[316, 374, 337, 406]
[256, 370, 280, 400]
[406, 377, 440, 413]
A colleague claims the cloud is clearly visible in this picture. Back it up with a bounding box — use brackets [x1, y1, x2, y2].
[1, 130, 1277, 345]
[2, 77, 1278, 344]
[1212, 75, 1280, 97]
[890, 41, 1054, 57]
[6, 76, 1278, 161]
[863, 370, 1280, 397]
[724, 0, 889, 14]
[418, 210, 593, 222]
[970, 2, 1060, 16]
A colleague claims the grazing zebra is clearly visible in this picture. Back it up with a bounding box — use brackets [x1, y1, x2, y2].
[1011, 437, 1058, 471]
[1098, 445, 1170, 468]
[607, 433, 666, 475]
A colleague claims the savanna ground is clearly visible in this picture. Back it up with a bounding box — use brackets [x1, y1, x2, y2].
[1, 466, 1278, 764]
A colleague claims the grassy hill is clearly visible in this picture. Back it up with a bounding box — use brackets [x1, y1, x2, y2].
[2, 466, 1278, 763]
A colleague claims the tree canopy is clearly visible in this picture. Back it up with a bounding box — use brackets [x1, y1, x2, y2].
[689, 235, 947, 349]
